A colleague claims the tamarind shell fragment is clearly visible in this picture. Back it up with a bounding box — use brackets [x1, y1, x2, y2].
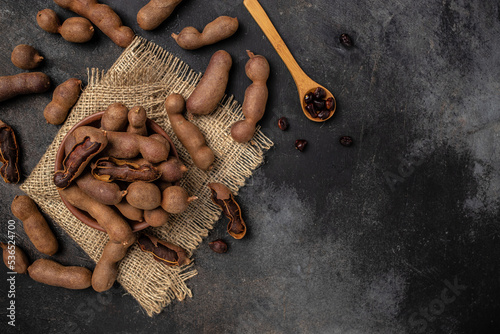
[91, 156, 161, 183]
[137, 233, 191, 267]
[0, 120, 20, 184]
[207, 182, 246, 239]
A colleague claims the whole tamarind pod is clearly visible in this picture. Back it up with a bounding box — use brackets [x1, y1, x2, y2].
[156, 156, 188, 183]
[186, 50, 232, 115]
[0, 120, 20, 184]
[54, 126, 107, 189]
[171, 16, 239, 50]
[28, 258, 92, 290]
[37, 9, 95, 43]
[91, 157, 161, 183]
[44, 78, 82, 125]
[208, 183, 246, 239]
[54, 0, 135, 48]
[165, 94, 215, 171]
[1, 242, 30, 274]
[230, 51, 270, 143]
[100, 102, 129, 131]
[105, 131, 169, 164]
[92, 240, 129, 292]
[58, 185, 136, 247]
[0, 72, 51, 102]
[126, 181, 162, 211]
[11, 44, 44, 70]
[11, 195, 59, 255]
[137, 0, 184, 31]
[144, 206, 170, 227]
[115, 200, 144, 222]
[75, 172, 126, 206]
[126, 106, 147, 136]
[137, 233, 191, 267]
[161, 185, 197, 214]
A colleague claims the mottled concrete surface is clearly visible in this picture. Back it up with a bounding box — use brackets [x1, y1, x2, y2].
[0, 0, 499, 333]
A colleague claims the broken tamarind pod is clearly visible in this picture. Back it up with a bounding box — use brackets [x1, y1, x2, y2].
[44, 78, 82, 125]
[208, 182, 246, 239]
[11, 195, 59, 256]
[126, 106, 147, 136]
[1, 242, 30, 274]
[161, 185, 197, 214]
[54, 126, 107, 189]
[91, 157, 161, 183]
[92, 240, 130, 292]
[230, 51, 270, 143]
[0, 120, 20, 184]
[100, 103, 129, 131]
[58, 185, 136, 247]
[144, 206, 170, 227]
[137, 233, 191, 267]
[165, 93, 215, 171]
[75, 172, 126, 206]
[115, 200, 144, 222]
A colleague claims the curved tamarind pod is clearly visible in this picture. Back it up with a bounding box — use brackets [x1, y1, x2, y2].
[137, 0, 184, 31]
[91, 157, 161, 183]
[92, 240, 130, 292]
[137, 233, 191, 266]
[0, 120, 20, 184]
[171, 16, 238, 50]
[208, 182, 246, 239]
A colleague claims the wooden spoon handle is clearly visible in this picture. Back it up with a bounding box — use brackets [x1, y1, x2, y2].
[244, 0, 308, 84]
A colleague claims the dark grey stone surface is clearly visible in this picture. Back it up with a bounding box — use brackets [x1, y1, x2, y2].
[1, 0, 499, 333]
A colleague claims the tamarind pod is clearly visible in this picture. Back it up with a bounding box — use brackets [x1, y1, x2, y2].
[1, 242, 30, 274]
[0, 72, 51, 102]
[100, 103, 129, 131]
[92, 240, 129, 292]
[137, 0, 184, 31]
[91, 157, 161, 183]
[44, 78, 82, 125]
[75, 172, 126, 206]
[208, 183, 246, 239]
[0, 120, 20, 184]
[137, 233, 190, 266]
[28, 258, 92, 290]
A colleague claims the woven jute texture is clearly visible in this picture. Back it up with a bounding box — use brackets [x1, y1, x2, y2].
[20, 36, 273, 316]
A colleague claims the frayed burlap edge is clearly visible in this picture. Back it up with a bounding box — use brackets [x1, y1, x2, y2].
[20, 36, 273, 316]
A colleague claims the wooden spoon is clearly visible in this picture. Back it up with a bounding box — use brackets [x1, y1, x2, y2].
[244, 0, 336, 122]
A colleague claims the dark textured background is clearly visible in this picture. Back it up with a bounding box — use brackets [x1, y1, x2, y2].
[1, 0, 499, 333]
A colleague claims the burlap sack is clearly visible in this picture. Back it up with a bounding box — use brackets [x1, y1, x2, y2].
[20, 36, 273, 316]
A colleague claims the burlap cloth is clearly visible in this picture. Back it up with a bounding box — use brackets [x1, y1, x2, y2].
[20, 36, 273, 316]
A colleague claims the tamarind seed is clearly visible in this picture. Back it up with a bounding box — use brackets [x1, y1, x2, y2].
[295, 139, 307, 152]
[317, 110, 331, 120]
[304, 92, 314, 104]
[313, 87, 326, 100]
[339, 136, 353, 147]
[209, 240, 228, 254]
[305, 103, 317, 118]
[325, 97, 335, 111]
[339, 33, 353, 47]
[313, 99, 325, 111]
[278, 117, 289, 131]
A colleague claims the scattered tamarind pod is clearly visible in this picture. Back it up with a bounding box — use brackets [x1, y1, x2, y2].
[54, 0, 135, 48]
[75, 172, 126, 206]
[105, 131, 169, 164]
[144, 206, 170, 227]
[11, 195, 59, 255]
[11, 44, 44, 70]
[0, 72, 51, 102]
[165, 94, 215, 171]
[231, 51, 270, 143]
[137, 233, 191, 267]
[44, 78, 82, 125]
[28, 258, 92, 290]
[115, 200, 144, 222]
[1, 242, 30, 274]
[100, 103, 129, 131]
[0, 120, 20, 184]
[208, 182, 246, 239]
[126, 106, 147, 136]
[54, 126, 107, 189]
[91, 157, 161, 183]
[171, 16, 239, 50]
[161, 185, 197, 214]
[137, 0, 183, 31]
[186, 50, 232, 115]
[156, 156, 188, 183]
[36, 9, 95, 43]
[58, 185, 136, 247]
[126, 181, 162, 211]
[92, 240, 129, 292]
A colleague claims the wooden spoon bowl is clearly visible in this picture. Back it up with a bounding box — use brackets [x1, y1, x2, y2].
[244, 0, 336, 122]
